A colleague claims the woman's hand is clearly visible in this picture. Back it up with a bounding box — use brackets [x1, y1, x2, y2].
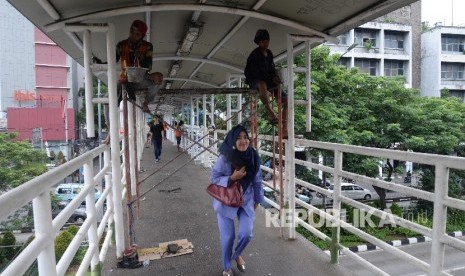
[230, 166, 246, 181]
[254, 203, 259, 210]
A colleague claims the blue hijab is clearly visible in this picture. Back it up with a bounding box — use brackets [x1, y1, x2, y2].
[219, 125, 261, 190]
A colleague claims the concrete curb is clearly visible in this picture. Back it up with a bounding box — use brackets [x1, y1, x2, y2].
[324, 231, 464, 255]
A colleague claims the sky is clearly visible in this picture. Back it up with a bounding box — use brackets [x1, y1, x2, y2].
[422, 0, 465, 26]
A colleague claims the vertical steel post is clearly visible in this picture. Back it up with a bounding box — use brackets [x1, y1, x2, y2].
[128, 102, 137, 198]
[84, 161, 100, 273]
[305, 40, 312, 132]
[210, 95, 215, 126]
[104, 149, 114, 228]
[122, 87, 133, 245]
[106, 24, 124, 257]
[236, 94, 243, 123]
[130, 102, 140, 218]
[227, 76, 232, 131]
[203, 95, 209, 166]
[83, 30, 95, 138]
[331, 150, 343, 263]
[286, 34, 296, 239]
[32, 192, 57, 276]
[429, 164, 449, 275]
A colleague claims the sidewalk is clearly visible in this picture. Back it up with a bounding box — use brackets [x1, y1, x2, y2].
[102, 140, 354, 276]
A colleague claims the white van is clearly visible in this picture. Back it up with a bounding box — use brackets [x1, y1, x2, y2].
[55, 183, 101, 201]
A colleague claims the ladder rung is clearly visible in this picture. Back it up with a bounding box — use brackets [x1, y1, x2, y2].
[295, 100, 308, 105]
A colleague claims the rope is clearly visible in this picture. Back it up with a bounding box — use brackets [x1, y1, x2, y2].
[128, 104, 258, 206]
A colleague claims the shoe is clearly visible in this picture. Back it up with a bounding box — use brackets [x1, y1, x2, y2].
[236, 257, 246, 273]
[155, 159, 159, 163]
[223, 270, 234, 276]
[236, 263, 246, 273]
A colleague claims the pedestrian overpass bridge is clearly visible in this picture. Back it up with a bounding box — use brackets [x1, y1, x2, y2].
[2, 0, 465, 275]
[1, 127, 465, 276]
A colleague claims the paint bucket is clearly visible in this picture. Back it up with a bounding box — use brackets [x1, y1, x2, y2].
[126, 67, 148, 82]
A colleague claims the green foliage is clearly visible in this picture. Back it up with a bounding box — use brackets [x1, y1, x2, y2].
[54, 226, 87, 266]
[0, 232, 18, 262]
[66, 225, 79, 236]
[55, 230, 73, 260]
[364, 39, 374, 50]
[421, 21, 431, 32]
[0, 133, 47, 191]
[78, 77, 108, 131]
[390, 203, 403, 217]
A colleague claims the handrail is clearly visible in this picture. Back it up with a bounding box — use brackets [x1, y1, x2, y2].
[257, 135, 465, 275]
[0, 144, 107, 222]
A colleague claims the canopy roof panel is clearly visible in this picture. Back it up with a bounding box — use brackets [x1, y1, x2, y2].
[7, 0, 418, 90]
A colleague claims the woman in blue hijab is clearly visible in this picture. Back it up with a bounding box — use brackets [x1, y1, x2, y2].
[210, 125, 264, 276]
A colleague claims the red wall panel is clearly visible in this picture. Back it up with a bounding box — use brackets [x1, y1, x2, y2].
[7, 108, 76, 141]
[36, 66, 68, 87]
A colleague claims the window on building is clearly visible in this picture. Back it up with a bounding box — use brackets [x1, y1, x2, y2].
[384, 60, 404, 76]
[441, 63, 465, 80]
[338, 57, 350, 68]
[354, 59, 378, 76]
[385, 31, 405, 49]
[337, 33, 349, 46]
[355, 29, 377, 48]
[448, 90, 465, 102]
[441, 35, 465, 52]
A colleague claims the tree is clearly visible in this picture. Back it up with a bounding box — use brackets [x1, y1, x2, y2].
[77, 77, 108, 133]
[290, 46, 465, 209]
[0, 133, 47, 191]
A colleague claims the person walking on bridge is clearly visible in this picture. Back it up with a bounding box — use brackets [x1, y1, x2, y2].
[210, 125, 264, 276]
[150, 118, 165, 162]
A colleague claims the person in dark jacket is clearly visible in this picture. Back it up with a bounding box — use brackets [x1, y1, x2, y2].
[210, 125, 264, 276]
[150, 118, 165, 162]
[244, 29, 288, 139]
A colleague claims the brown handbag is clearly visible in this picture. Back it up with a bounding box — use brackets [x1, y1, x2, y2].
[207, 180, 243, 207]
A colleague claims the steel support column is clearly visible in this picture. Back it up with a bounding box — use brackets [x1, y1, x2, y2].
[106, 24, 125, 257]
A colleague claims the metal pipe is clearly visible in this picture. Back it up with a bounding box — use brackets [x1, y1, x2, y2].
[83, 30, 95, 137]
[430, 165, 449, 275]
[84, 161, 100, 271]
[106, 23, 125, 257]
[128, 102, 137, 198]
[122, 87, 133, 245]
[286, 34, 296, 239]
[33, 192, 57, 276]
[37, 0, 60, 20]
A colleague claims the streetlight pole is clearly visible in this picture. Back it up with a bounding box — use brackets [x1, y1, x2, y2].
[340, 42, 358, 58]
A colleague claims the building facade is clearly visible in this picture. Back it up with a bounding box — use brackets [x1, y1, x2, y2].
[421, 25, 465, 100]
[325, 2, 422, 89]
[1, 0, 83, 160]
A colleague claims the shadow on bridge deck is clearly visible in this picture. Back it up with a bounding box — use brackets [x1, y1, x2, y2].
[103, 139, 354, 276]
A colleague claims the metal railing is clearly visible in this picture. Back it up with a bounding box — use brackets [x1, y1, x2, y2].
[256, 135, 465, 276]
[186, 127, 465, 275]
[0, 143, 126, 276]
[2, 123, 465, 275]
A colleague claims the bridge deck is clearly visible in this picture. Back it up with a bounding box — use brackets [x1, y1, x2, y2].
[102, 140, 354, 276]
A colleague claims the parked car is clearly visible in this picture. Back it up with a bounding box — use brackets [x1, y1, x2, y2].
[261, 186, 278, 209]
[295, 193, 312, 204]
[317, 183, 372, 200]
[52, 201, 87, 223]
[55, 183, 101, 202]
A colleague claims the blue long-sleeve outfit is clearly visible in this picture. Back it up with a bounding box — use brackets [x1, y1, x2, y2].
[210, 154, 264, 271]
